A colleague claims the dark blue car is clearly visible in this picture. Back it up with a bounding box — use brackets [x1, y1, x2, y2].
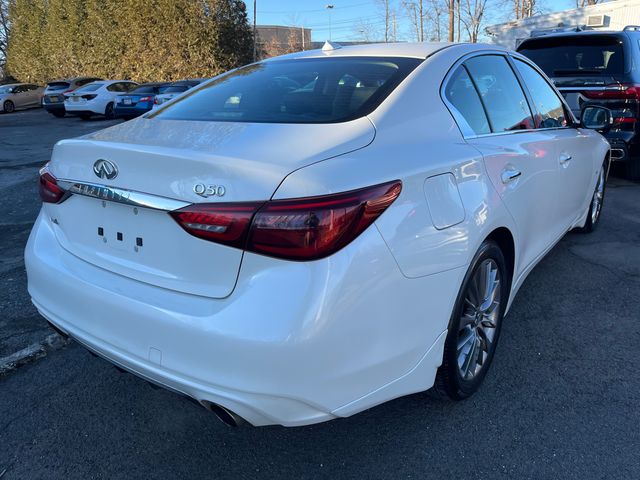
[114, 82, 168, 119]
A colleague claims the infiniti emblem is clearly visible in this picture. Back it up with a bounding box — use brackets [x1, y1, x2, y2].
[93, 159, 118, 180]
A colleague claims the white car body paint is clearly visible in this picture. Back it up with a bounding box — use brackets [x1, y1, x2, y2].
[26, 42, 610, 426]
[64, 80, 138, 116]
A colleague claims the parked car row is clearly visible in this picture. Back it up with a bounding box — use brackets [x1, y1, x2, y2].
[2, 77, 205, 120]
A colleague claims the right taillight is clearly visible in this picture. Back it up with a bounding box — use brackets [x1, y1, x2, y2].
[582, 84, 640, 100]
[39, 169, 66, 204]
[170, 180, 402, 261]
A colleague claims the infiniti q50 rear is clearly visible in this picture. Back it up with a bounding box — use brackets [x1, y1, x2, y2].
[26, 42, 610, 426]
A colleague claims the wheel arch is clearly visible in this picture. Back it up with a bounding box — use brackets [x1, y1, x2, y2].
[485, 226, 515, 294]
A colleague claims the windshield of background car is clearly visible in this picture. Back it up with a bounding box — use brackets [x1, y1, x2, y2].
[162, 85, 190, 93]
[75, 83, 103, 92]
[150, 56, 423, 123]
[518, 36, 625, 77]
[0, 86, 14, 94]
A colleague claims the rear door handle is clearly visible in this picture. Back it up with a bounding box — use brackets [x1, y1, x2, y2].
[559, 153, 572, 165]
[501, 168, 522, 184]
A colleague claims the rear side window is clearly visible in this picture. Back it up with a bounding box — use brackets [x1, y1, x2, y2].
[518, 36, 625, 77]
[464, 55, 534, 132]
[151, 57, 422, 123]
[514, 58, 568, 128]
[444, 66, 490, 135]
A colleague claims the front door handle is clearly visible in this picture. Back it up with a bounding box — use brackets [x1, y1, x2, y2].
[501, 168, 522, 184]
[559, 153, 572, 165]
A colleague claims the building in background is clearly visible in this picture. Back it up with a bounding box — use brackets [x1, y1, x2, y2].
[256, 25, 312, 58]
[486, 0, 640, 49]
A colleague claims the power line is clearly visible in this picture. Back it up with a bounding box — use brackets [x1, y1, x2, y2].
[257, 2, 370, 14]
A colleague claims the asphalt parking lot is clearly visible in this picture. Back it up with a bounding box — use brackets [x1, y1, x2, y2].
[1, 108, 639, 479]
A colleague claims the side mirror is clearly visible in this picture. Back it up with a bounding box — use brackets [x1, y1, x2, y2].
[580, 105, 612, 133]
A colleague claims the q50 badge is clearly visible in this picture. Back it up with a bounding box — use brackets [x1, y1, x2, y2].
[193, 184, 226, 198]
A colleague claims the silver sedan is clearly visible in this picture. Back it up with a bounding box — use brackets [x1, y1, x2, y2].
[0, 83, 44, 113]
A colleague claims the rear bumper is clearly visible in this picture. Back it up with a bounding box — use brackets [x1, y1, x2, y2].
[114, 105, 150, 118]
[44, 102, 65, 113]
[25, 210, 460, 426]
[65, 102, 102, 115]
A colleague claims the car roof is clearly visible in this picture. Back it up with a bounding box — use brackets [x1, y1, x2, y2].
[134, 82, 169, 87]
[519, 29, 629, 44]
[265, 42, 509, 63]
[0, 83, 27, 87]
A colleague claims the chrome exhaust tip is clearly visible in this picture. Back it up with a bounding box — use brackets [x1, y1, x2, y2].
[202, 401, 246, 427]
[610, 148, 625, 160]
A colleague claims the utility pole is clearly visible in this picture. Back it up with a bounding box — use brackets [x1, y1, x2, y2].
[325, 4, 334, 41]
[448, 0, 454, 42]
[253, 0, 257, 61]
[419, 0, 424, 42]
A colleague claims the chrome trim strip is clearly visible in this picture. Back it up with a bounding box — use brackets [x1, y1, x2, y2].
[556, 86, 608, 91]
[56, 179, 190, 211]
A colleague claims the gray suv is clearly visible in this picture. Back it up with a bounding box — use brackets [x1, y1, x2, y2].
[42, 77, 102, 117]
[518, 27, 640, 180]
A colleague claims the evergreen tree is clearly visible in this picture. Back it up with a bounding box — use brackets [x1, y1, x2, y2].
[6, 0, 255, 83]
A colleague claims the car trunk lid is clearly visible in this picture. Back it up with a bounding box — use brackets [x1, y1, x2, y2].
[44, 116, 375, 298]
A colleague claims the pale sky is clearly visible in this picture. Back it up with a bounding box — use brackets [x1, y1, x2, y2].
[249, 0, 583, 42]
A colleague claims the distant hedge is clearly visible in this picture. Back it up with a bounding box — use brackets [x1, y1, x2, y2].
[6, 0, 254, 83]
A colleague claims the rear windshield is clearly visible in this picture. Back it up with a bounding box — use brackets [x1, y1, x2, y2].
[162, 85, 190, 93]
[47, 82, 70, 89]
[75, 83, 103, 92]
[150, 56, 422, 123]
[518, 36, 625, 76]
[130, 85, 162, 94]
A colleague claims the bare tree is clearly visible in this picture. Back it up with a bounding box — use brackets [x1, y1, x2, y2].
[0, 0, 10, 71]
[513, 0, 536, 20]
[377, 0, 392, 42]
[354, 17, 379, 42]
[402, 0, 424, 42]
[576, 0, 601, 7]
[426, 0, 446, 41]
[461, 0, 488, 42]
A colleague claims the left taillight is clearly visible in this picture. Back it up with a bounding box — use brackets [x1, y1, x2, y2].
[39, 169, 66, 204]
[169, 180, 402, 261]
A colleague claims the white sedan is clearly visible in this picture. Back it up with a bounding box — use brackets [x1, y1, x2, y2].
[27, 42, 610, 427]
[64, 80, 137, 120]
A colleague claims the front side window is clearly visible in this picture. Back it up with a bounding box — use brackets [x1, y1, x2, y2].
[464, 55, 534, 133]
[151, 56, 422, 123]
[514, 58, 568, 129]
[444, 66, 490, 136]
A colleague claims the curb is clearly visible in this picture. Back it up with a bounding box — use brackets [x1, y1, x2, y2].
[0, 333, 71, 376]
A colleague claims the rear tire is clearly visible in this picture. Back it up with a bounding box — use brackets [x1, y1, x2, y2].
[105, 102, 115, 120]
[578, 163, 606, 233]
[433, 240, 508, 400]
[3, 100, 15, 113]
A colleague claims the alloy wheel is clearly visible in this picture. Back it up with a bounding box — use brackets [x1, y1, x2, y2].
[457, 258, 501, 381]
[4, 101, 15, 113]
[591, 168, 605, 225]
